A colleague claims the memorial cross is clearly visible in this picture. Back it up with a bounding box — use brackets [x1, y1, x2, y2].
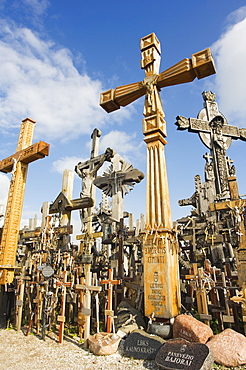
[0, 118, 50, 285]
[56, 270, 73, 344]
[100, 33, 215, 319]
[74, 271, 102, 346]
[94, 154, 144, 221]
[100, 268, 120, 332]
[175, 91, 246, 198]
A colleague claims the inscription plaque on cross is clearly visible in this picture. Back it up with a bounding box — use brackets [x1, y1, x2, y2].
[100, 33, 215, 318]
[0, 118, 50, 284]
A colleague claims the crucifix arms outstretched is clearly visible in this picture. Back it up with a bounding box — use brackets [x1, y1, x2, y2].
[100, 33, 216, 114]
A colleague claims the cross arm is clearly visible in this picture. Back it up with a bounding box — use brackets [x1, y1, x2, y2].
[0, 141, 50, 173]
[100, 81, 146, 113]
[157, 48, 215, 89]
[100, 48, 215, 114]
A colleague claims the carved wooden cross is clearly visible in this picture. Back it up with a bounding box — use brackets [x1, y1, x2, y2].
[94, 154, 144, 221]
[175, 91, 246, 197]
[75, 128, 114, 235]
[0, 118, 50, 284]
[74, 271, 102, 346]
[100, 268, 120, 332]
[56, 270, 73, 344]
[100, 33, 215, 114]
[100, 33, 215, 319]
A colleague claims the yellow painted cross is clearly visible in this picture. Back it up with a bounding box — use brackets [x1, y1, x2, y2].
[0, 118, 50, 284]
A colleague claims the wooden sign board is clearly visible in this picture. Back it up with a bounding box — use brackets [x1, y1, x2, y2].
[143, 233, 180, 318]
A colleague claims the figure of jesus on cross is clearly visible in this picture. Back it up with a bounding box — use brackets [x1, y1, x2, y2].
[100, 33, 216, 319]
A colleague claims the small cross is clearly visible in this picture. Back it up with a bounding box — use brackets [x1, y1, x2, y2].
[100, 268, 121, 332]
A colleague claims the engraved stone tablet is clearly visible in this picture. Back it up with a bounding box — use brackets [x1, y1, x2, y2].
[123, 329, 165, 360]
[155, 338, 214, 370]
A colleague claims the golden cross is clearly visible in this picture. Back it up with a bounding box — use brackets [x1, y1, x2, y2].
[0, 118, 50, 284]
[100, 33, 215, 114]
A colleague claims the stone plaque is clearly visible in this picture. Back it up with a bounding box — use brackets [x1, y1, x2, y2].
[155, 338, 214, 370]
[123, 329, 165, 360]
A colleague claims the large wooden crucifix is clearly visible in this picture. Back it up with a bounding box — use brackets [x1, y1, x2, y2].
[0, 118, 50, 285]
[100, 33, 216, 319]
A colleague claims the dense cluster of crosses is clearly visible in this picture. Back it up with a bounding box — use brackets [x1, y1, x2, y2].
[0, 33, 246, 345]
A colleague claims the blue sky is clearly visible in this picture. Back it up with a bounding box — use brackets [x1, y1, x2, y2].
[0, 1, 246, 240]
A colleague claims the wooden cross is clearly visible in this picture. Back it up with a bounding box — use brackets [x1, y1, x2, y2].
[56, 270, 73, 344]
[100, 268, 120, 332]
[74, 271, 102, 346]
[100, 34, 215, 114]
[175, 91, 246, 197]
[0, 118, 49, 284]
[94, 154, 144, 221]
[100, 33, 215, 319]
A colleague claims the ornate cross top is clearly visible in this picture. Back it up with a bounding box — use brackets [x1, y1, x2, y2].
[175, 91, 246, 197]
[100, 33, 216, 116]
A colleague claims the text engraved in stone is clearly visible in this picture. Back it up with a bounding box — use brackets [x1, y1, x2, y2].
[164, 351, 194, 366]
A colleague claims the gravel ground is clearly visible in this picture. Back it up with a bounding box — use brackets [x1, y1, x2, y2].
[1, 328, 246, 370]
[0, 328, 159, 370]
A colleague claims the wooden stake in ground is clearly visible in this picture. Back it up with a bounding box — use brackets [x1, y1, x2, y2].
[56, 270, 72, 344]
[0, 118, 49, 285]
[100, 269, 120, 333]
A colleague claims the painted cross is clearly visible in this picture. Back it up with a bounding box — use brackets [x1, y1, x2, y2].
[175, 91, 246, 197]
[0, 118, 50, 284]
[100, 33, 215, 319]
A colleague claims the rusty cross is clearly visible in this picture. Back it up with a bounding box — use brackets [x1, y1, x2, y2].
[0, 118, 50, 284]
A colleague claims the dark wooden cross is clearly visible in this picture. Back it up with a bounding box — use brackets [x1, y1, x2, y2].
[175, 91, 246, 197]
[0, 118, 49, 285]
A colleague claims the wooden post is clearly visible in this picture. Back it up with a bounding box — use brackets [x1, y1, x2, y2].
[100, 269, 120, 332]
[74, 273, 102, 346]
[56, 271, 72, 344]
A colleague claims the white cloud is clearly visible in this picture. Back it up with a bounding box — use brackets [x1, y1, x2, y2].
[21, 0, 50, 16]
[212, 7, 246, 127]
[51, 156, 82, 174]
[100, 130, 144, 161]
[0, 20, 132, 143]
